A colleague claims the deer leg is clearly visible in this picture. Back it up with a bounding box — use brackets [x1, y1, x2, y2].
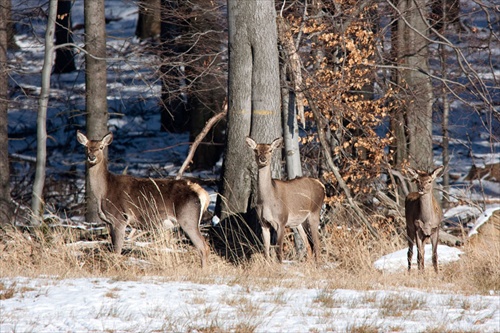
[307, 215, 321, 263]
[407, 227, 415, 272]
[276, 224, 285, 263]
[296, 224, 311, 260]
[110, 222, 126, 254]
[261, 225, 271, 260]
[431, 228, 439, 273]
[416, 231, 425, 272]
[179, 221, 209, 269]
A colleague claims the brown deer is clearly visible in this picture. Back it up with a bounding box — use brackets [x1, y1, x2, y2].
[405, 165, 444, 273]
[77, 131, 210, 268]
[246, 137, 325, 263]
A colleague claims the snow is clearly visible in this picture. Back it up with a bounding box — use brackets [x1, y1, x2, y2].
[1, 276, 499, 333]
[374, 244, 463, 273]
[468, 207, 500, 237]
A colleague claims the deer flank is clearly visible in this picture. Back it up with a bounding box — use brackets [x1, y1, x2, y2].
[405, 165, 444, 273]
[246, 137, 325, 263]
[77, 131, 210, 268]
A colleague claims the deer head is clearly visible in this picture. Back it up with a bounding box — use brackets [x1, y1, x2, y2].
[77, 131, 113, 166]
[246, 137, 282, 168]
[407, 166, 444, 195]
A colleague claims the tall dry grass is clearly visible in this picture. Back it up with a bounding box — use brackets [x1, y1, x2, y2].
[0, 207, 498, 295]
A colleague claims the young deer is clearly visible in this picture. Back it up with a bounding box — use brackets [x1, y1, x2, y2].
[405, 165, 444, 273]
[246, 137, 325, 263]
[77, 131, 210, 268]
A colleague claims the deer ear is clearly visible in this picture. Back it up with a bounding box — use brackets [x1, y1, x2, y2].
[102, 132, 113, 146]
[270, 137, 283, 150]
[76, 131, 88, 146]
[245, 137, 257, 149]
[431, 165, 444, 179]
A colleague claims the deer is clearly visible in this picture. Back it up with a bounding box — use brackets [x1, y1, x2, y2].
[405, 165, 444, 273]
[246, 137, 325, 263]
[77, 131, 210, 268]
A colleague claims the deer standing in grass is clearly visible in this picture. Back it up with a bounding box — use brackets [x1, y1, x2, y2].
[77, 131, 210, 268]
[405, 166, 444, 273]
[246, 137, 325, 263]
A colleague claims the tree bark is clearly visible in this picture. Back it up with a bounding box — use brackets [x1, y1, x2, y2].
[84, 0, 109, 223]
[0, 0, 14, 225]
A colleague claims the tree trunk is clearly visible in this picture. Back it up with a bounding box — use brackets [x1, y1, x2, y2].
[392, 0, 433, 171]
[440, 44, 450, 207]
[31, 0, 58, 224]
[159, 0, 189, 133]
[84, 0, 109, 223]
[136, 0, 161, 39]
[218, 0, 281, 220]
[54, 0, 76, 74]
[0, 0, 14, 226]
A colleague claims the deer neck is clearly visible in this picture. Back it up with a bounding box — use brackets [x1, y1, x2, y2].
[88, 159, 109, 201]
[257, 164, 277, 200]
[419, 191, 438, 222]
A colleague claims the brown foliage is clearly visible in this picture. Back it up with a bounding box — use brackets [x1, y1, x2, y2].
[283, 1, 400, 207]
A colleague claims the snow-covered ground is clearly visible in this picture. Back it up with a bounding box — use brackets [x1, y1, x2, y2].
[1, 275, 499, 333]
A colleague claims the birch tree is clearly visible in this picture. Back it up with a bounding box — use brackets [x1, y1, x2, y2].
[31, 0, 58, 224]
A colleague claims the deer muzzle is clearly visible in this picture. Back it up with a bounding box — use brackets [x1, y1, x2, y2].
[88, 154, 97, 164]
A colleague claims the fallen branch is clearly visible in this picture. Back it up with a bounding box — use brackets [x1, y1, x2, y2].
[176, 101, 228, 179]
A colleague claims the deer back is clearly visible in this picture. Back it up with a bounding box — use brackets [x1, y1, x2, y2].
[273, 177, 325, 212]
[102, 175, 205, 228]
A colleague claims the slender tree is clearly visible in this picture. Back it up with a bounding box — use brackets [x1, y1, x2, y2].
[84, 0, 109, 222]
[31, 0, 58, 224]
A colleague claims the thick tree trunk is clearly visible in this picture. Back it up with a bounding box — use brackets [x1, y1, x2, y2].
[84, 0, 109, 223]
[218, 0, 281, 220]
[0, 0, 14, 225]
[54, 0, 76, 74]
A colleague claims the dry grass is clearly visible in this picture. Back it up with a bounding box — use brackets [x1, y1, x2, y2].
[0, 209, 498, 297]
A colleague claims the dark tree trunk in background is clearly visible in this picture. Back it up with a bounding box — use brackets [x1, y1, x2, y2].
[84, 0, 109, 223]
[54, 0, 76, 74]
[391, 0, 433, 171]
[187, 0, 226, 170]
[159, 0, 190, 133]
[431, 0, 460, 32]
[0, 0, 14, 226]
[217, 0, 281, 220]
[136, 0, 161, 39]
[5, 0, 17, 50]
